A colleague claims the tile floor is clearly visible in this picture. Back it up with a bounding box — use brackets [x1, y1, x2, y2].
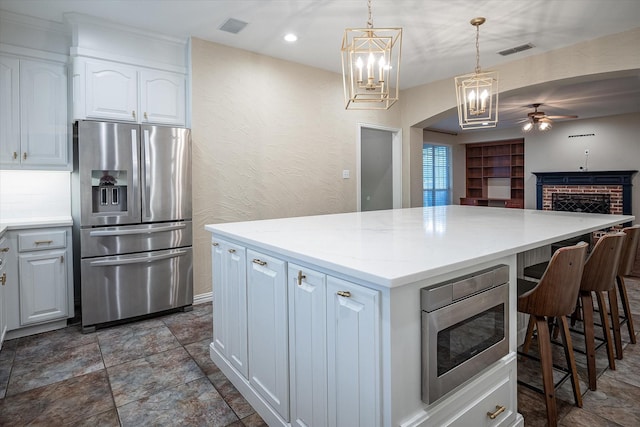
[0, 278, 638, 426]
[0, 304, 266, 426]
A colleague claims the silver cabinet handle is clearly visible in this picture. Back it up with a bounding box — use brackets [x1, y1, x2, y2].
[0, 247, 9, 252]
[35, 240, 53, 245]
[212, 242, 219, 247]
[252, 259, 267, 266]
[487, 405, 506, 420]
[228, 249, 236, 254]
[0, 272, 6, 286]
[337, 291, 351, 298]
[132, 110, 136, 119]
[89, 223, 186, 236]
[297, 270, 306, 286]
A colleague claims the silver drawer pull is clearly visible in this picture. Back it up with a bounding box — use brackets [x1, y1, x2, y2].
[35, 240, 53, 245]
[253, 259, 267, 266]
[487, 405, 506, 420]
[337, 291, 351, 298]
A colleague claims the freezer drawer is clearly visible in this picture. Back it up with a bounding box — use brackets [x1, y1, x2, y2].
[81, 247, 193, 328]
[81, 221, 192, 258]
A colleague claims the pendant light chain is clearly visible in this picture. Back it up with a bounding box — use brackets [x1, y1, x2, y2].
[367, 0, 373, 29]
[475, 23, 481, 74]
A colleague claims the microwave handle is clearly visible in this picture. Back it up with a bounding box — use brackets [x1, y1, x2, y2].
[89, 249, 188, 266]
[89, 223, 186, 237]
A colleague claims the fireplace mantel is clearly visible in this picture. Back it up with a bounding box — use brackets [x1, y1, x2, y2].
[532, 170, 637, 214]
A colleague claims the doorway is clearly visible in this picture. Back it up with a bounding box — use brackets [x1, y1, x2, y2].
[357, 124, 402, 211]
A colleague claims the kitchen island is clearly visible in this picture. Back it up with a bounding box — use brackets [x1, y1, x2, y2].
[205, 205, 633, 427]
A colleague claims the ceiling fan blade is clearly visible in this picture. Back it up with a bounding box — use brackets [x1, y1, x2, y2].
[546, 115, 579, 119]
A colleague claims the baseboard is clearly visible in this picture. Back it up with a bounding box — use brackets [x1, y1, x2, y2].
[194, 291, 212, 305]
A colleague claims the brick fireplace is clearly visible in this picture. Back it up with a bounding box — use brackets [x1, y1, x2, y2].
[533, 171, 637, 220]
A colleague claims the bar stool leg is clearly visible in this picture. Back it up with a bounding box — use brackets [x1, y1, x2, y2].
[558, 315, 582, 407]
[536, 315, 558, 427]
[617, 275, 637, 344]
[522, 315, 536, 355]
[596, 290, 616, 370]
[581, 291, 598, 391]
[608, 287, 624, 359]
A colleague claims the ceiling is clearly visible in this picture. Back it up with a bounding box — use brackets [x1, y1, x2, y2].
[1, 0, 639, 133]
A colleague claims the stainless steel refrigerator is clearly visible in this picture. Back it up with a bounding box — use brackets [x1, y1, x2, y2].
[71, 120, 193, 332]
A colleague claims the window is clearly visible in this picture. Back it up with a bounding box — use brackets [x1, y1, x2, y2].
[423, 144, 452, 206]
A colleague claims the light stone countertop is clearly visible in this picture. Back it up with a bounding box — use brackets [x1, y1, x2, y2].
[0, 216, 73, 235]
[205, 205, 634, 288]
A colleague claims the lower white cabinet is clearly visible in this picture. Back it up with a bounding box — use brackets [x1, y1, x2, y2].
[4, 226, 74, 336]
[0, 235, 9, 348]
[288, 263, 327, 427]
[210, 237, 382, 427]
[326, 276, 381, 427]
[247, 249, 289, 421]
[18, 248, 68, 324]
[212, 239, 248, 378]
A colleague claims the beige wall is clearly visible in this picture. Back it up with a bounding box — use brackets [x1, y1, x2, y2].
[191, 38, 401, 296]
[400, 27, 640, 207]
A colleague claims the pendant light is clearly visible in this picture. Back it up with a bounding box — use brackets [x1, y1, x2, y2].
[341, 0, 402, 110]
[455, 17, 499, 129]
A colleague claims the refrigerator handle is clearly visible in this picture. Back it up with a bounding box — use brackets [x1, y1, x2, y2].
[89, 249, 188, 266]
[143, 129, 152, 220]
[88, 223, 187, 237]
[131, 127, 140, 219]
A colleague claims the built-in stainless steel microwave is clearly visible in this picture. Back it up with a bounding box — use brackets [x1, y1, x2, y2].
[421, 265, 509, 404]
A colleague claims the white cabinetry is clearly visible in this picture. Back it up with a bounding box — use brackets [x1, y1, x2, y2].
[288, 263, 327, 427]
[212, 238, 248, 378]
[0, 235, 10, 349]
[0, 55, 68, 170]
[4, 227, 74, 338]
[74, 57, 186, 126]
[326, 276, 381, 427]
[247, 249, 289, 421]
[210, 236, 382, 427]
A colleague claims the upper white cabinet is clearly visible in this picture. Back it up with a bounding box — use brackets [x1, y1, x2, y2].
[0, 55, 69, 170]
[74, 57, 186, 126]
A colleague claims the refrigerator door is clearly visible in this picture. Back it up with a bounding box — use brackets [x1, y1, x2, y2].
[141, 125, 192, 223]
[76, 120, 141, 226]
[81, 247, 193, 327]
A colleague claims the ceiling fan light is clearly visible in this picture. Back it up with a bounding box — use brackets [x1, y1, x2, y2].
[538, 121, 551, 131]
[522, 122, 533, 132]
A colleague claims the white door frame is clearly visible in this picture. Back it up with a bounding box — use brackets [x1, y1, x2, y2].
[356, 123, 403, 211]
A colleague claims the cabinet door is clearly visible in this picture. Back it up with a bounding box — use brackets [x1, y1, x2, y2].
[212, 239, 248, 378]
[288, 264, 327, 427]
[0, 236, 8, 348]
[247, 250, 289, 421]
[18, 248, 68, 325]
[0, 55, 20, 166]
[327, 276, 381, 427]
[19, 59, 68, 168]
[139, 69, 185, 126]
[84, 59, 138, 122]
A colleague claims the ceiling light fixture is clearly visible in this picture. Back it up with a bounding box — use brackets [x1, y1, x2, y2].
[284, 33, 298, 42]
[341, 0, 402, 110]
[455, 17, 499, 129]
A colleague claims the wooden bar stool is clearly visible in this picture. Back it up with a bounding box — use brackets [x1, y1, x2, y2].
[614, 225, 640, 352]
[578, 232, 626, 391]
[518, 241, 588, 427]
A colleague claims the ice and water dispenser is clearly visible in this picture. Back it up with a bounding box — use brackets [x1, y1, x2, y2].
[91, 170, 128, 213]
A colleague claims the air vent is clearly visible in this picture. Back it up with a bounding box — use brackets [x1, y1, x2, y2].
[498, 43, 535, 56]
[568, 133, 595, 138]
[219, 18, 248, 34]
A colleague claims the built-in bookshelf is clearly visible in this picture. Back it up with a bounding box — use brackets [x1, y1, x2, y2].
[461, 139, 524, 208]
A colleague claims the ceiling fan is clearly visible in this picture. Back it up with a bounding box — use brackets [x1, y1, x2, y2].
[521, 103, 578, 131]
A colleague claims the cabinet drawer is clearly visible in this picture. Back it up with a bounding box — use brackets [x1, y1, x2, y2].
[447, 365, 515, 427]
[18, 230, 66, 252]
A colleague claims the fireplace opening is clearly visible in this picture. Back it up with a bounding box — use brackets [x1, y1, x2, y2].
[552, 193, 611, 214]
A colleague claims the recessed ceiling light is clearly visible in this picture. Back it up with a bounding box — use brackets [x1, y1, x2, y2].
[284, 33, 298, 42]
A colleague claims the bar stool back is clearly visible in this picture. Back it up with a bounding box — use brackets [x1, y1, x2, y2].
[518, 241, 588, 427]
[579, 232, 626, 391]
